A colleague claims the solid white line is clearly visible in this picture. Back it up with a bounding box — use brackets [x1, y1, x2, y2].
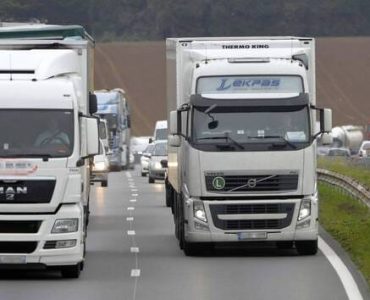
[319, 237, 363, 300]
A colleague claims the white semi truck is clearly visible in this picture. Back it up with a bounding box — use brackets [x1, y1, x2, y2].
[95, 88, 131, 170]
[0, 24, 99, 277]
[166, 37, 332, 256]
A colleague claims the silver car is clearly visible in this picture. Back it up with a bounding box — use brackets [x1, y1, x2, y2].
[140, 144, 154, 176]
[148, 141, 167, 183]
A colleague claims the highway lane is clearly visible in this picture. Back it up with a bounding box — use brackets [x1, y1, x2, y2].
[0, 169, 368, 300]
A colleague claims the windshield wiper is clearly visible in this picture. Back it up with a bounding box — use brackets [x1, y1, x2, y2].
[197, 133, 244, 150]
[247, 135, 297, 149]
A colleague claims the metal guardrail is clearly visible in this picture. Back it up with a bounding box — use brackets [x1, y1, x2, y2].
[317, 168, 370, 208]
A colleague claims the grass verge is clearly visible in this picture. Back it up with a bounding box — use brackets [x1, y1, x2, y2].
[317, 157, 370, 189]
[319, 183, 370, 285]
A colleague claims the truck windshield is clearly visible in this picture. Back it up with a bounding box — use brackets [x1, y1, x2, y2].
[155, 128, 168, 140]
[0, 110, 74, 158]
[191, 106, 310, 151]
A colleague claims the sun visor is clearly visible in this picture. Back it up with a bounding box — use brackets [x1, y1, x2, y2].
[190, 93, 309, 108]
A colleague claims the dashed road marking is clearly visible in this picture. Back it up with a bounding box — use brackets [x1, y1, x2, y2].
[127, 230, 136, 236]
[131, 269, 141, 277]
[126, 217, 134, 221]
[130, 247, 140, 253]
[132, 193, 139, 197]
[130, 199, 137, 203]
[127, 207, 135, 211]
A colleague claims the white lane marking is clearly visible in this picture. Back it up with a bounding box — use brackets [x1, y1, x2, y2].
[127, 207, 135, 211]
[126, 217, 134, 221]
[127, 230, 136, 236]
[130, 199, 137, 203]
[131, 269, 141, 277]
[132, 193, 138, 197]
[130, 247, 140, 253]
[131, 189, 138, 192]
[319, 237, 363, 300]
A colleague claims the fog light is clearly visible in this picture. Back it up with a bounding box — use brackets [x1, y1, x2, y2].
[52, 219, 79, 233]
[193, 201, 207, 223]
[194, 221, 209, 231]
[296, 218, 311, 229]
[55, 239, 77, 249]
[298, 199, 311, 221]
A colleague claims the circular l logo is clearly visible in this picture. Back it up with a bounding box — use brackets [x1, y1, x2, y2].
[212, 177, 225, 190]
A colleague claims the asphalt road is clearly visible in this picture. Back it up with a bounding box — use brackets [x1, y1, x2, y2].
[0, 169, 368, 300]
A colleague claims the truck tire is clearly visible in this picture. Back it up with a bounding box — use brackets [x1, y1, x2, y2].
[174, 192, 181, 241]
[101, 180, 108, 187]
[165, 182, 173, 208]
[295, 240, 318, 255]
[141, 172, 146, 177]
[148, 176, 155, 184]
[61, 263, 81, 278]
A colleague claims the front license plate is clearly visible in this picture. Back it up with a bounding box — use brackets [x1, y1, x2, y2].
[237, 232, 267, 241]
[0, 255, 26, 264]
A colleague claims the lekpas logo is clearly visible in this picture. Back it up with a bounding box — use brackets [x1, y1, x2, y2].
[217, 78, 281, 91]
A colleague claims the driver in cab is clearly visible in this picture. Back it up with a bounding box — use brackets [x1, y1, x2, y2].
[34, 119, 70, 147]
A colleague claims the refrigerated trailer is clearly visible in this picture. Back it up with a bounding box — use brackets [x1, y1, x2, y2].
[166, 37, 332, 256]
[0, 24, 99, 277]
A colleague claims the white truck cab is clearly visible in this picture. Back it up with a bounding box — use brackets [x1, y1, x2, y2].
[0, 24, 99, 277]
[166, 37, 332, 256]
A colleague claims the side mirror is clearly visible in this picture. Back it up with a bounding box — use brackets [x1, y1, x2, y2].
[170, 111, 178, 135]
[320, 108, 332, 133]
[320, 133, 333, 145]
[86, 118, 99, 156]
[169, 135, 181, 147]
[89, 93, 98, 114]
[149, 137, 153, 144]
[160, 159, 168, 168]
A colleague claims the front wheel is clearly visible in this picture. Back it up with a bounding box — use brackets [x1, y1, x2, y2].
[295, 240, 318, 255]
[61, 263, 81, 278]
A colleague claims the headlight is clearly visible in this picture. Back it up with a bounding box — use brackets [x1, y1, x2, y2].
[193, 200, 207, 223]
[52, 219, 79, 233]
[298, 199, 311, 221]
[93, 161, 107, 171]
[151, 162, 162, 170]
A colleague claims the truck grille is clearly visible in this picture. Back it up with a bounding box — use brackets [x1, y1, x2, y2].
[0, 180, 56, 204]
[209, 203, 295, 230]
[0, 242, 37, 253]
[0, 221, 42, 233]
[205, 174, 298, 192]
